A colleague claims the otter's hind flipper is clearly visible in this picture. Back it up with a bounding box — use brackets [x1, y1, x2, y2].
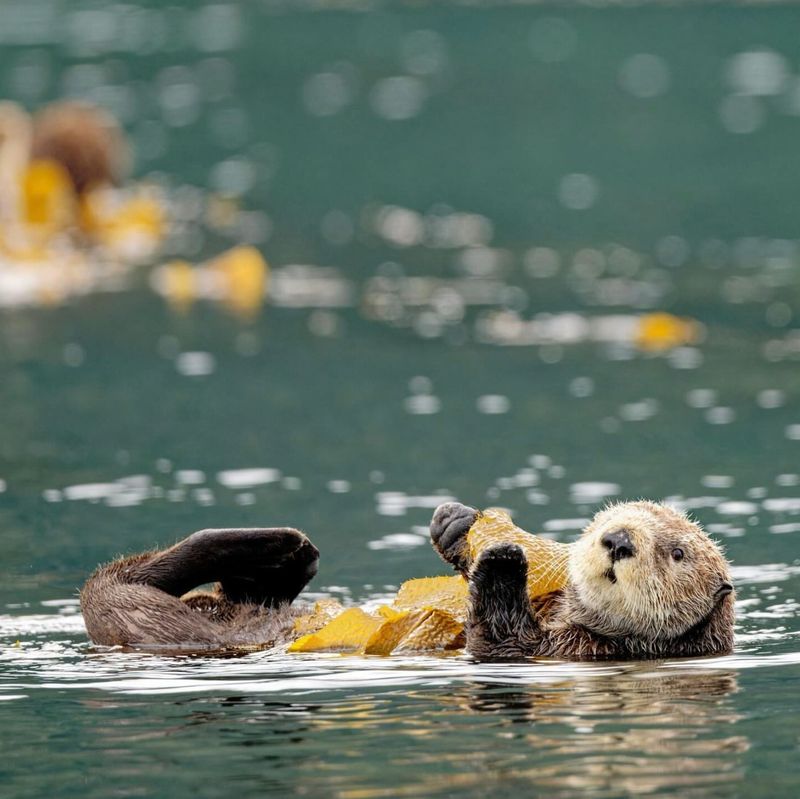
[466, 543, 540, 660]
[81, 528, 319, 647]
[213, 528, 320, 606]
[130, 527, 320, 606]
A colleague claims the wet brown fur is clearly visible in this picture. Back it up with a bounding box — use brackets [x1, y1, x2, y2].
[431, 500, 735, 661]
[31, 101, 129, 194]
[81, 501, 734, 660]
[80, 528, 319, 651]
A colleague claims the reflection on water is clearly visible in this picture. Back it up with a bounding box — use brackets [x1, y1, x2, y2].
[0, 618, 750, 799]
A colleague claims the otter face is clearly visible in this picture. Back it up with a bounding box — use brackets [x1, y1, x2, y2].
[568, 501, 733, 641]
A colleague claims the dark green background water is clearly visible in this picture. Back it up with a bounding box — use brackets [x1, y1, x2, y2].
[2, 2, 800, 797]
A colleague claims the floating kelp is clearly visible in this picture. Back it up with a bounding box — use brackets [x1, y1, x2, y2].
[475, 309, 703, 352]
[467, 508, 571, 599]
[0, 100, 166, 265]
[150, 246, 270, 319]
[289, 508, 571, 656]
[0, 101, 271, 315]
[288, 577, 467, 655]
[0, 100, 168, 307]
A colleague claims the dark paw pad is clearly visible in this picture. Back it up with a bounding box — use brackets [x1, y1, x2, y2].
[430, 502, 479, 572]
[472, 543, 528, 585]
[222, 534, 320, 606]
[468, 544, 534, 649]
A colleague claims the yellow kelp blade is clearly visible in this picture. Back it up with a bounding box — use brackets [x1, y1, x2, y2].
[362, 607, 427, 655]
[288, 607, 382, 653]
[634, 312, 702, 352]
[158, 260, 196, 314]
[293, 599, 345, 636]
[288, 509, 570, 656]
[365, 606, 465, 655]
[467, 507, 571, 598]
[289, 579, 468, 656]
[393, 575, 468, 620]
[290, 604, 465, 656]
[80, 187, 165, 262]
[21, 159, 75, 234]
[207, 245, 268, 319]
[391, 609, 464, 653]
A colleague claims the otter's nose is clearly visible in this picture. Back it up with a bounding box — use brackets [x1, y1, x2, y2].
[601, 529, 635, 562]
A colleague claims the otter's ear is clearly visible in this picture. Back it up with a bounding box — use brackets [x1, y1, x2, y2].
[714, 580, 733, 602]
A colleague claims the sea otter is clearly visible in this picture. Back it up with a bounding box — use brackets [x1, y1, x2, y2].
[430, 500, 735, 660]
[30, 100, 130, 194]
[81, 527, 320, 649]
[81, 500, 734, 660]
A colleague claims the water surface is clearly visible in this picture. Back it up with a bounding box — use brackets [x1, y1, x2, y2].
[3, 2, 800, 797]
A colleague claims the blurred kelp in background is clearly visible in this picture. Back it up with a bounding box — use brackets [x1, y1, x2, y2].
[1, 1, 799, 333]
[2, 1, 800, 577]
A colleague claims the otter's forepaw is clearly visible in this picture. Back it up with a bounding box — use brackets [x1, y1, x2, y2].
[467, 544, 537, 657]
[470, 543, 529, 595]
[430, 502, 479, 575]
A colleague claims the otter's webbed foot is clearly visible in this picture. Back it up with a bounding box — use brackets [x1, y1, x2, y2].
[466, 543, 539, 660]
[142, 528, 319, 607]
[430, 502, 479, 575]
[214, 528, 320, 606]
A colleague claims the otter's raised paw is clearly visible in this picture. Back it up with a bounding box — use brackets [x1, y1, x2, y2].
[467, 543, 537, 657]
[470, 543, 529, 598]
[430, 502, 479, 575]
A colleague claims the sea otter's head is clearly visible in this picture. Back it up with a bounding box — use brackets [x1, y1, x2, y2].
[568, 501, 733, 642]
[31, 101, 130, 194]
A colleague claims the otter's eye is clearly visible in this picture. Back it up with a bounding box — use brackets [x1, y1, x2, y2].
[671, 547, 685, 562]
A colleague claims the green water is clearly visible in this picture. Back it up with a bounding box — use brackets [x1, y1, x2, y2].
[3, 2, 800, 797]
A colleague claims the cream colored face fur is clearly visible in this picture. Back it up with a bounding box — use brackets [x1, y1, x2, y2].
[569, 501, 731, 640]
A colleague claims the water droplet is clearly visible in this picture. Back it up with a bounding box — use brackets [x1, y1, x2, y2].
[191, 4, 243, 53]
[686, 389, 717, 408]
[303, 70, 354, 117]
[619, 53, 670, 98]
[175, 351, 216, 377]
[785, 425, 800, 441]
[217, 468, 281, 489]
[726, 49, 788, 96]
[719, 94, 764, 134]
[558, 173, 599, 210]
[476, 395, 510, 414]
[63, 343, 85, 367]
[400, 29, 447, 76]
[706, 407, 736, 425]
[524, 247, 560, 278]
[569, 376, 595, 398]
[404, 395, 441, 415]
[370, 76, 426, 121]
[757, 389, 786, 409]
